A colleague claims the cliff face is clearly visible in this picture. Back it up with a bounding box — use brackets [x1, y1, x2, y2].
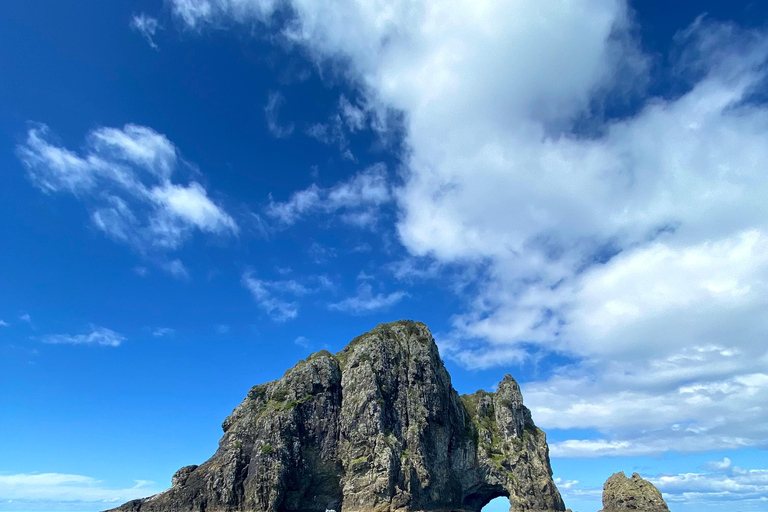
[109, 321, 565, 512]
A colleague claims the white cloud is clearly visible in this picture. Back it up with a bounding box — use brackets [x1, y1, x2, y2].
[152, 327, 176, 337]
[338, 95, 366, 131]
[17, 127, 97, 194]
[706, 458, 733, 471]
[164, 259, 190, 279]
[304, 95, 375, 159]
[150, 182, 238, 235]
[550, 464, 768, 511]
[266, 163, 391, 228]
[90, 124, 176, 181]
[264, 91, 294, 138]
[387, 256, 442, 282]
[241, 271, 299, 322]
[240, 271, 334, 321]
[650, 460, 768, 505]
[531, 371, 768, 457]
[170, 0, 213, 28]
[0, 320, 8, 327]
[266, 184, 322, 225]
[0, 472, 156, 503]
[170, 0, 280, 28]
[553, 478, 581, 491]
[329, 282, 407, 314]
[17, 124, 237, 269]
[267, 279, 311, 296]
[166, 0, 768, 456]
[19, 314, 31, 323]
[305, 119, 352, 158]
[294, 335, 310, 347]
[130, 13, 162, 50]
[41, 326, 125, 347]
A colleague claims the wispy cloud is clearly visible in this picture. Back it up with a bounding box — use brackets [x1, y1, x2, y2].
[41, 326, 125, 347]
[329, 282, 407, 314]
[0, 472, 156, 502]
[266, 164, 391, 229]
[241, 271, 299, 322]
[264, 91, 294, 138]
[241, 270, 335, 321]
[17, 124, 238, 275]
[0, 320, 8, 327]
[152, 327, 176, 337]
[304, 95, 379, 161]
[163, 259, 190, 280]
[130, 13, 162, 50]
[19, 313, 31, 323]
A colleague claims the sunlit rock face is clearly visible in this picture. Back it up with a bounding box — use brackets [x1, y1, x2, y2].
[106, 320, 565, 512]
[599, 472, 670, 512]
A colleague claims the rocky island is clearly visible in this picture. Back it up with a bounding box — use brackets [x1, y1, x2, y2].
[599, 472, 670, 512]
[106, 320, 671, 512]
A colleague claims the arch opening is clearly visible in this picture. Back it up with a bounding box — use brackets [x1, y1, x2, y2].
[462, 486, 509, 512]
[480, 496, 510, 512]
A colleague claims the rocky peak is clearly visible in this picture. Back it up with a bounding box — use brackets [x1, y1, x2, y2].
[599, 472, 670, 512]
[106, 320, 565, 512]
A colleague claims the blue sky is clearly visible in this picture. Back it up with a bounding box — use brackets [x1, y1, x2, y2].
[1, 1, 767, 511]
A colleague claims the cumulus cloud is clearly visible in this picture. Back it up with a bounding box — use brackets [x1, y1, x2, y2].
[651, 459, 768, 506]
[550, 460, 768, 510]
[130, 13, 162, 50]
[266, 163, 391, 228]
[166, 0, 768, 456]
[0, 472, 156, 503]
[41, 326, 125, 347]
[17, 124, 238, 273]
[532, 370, 768, 457]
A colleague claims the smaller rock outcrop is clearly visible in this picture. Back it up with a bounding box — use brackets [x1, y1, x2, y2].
[599, 472, 669, 512]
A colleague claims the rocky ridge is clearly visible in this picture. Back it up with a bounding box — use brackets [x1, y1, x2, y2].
[108, 320, 565, 512]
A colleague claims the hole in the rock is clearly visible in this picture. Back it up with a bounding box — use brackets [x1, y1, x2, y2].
[480, 496, 510, 512]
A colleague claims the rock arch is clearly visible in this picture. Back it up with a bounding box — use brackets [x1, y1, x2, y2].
[106, 321, 565, 512]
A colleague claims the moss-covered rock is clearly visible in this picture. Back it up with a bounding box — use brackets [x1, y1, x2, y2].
[105, 320, 565, 512]
[599, 472, 670, 512]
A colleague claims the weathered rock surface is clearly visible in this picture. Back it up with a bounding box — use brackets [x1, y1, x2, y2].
[107, 321, 565, 512]
[599, 472, 669, 512]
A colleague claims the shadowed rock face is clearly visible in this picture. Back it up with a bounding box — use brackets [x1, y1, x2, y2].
[107, 321, 565, 512]
[599, 472, 670, 512]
